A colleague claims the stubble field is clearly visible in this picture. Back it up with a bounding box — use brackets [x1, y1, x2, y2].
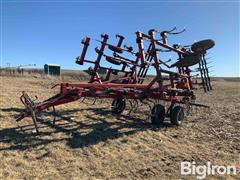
[0, 76, 239, 179]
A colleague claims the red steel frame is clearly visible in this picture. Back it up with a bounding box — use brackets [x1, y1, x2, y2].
[15, 28, 210, 133]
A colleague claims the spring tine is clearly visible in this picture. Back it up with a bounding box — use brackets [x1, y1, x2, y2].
[156, 48, 172, 52]
[142, 99, 153, 112]
[206, 61, 213, 64]
[127, 99, 134, 115]
[207, 66, 214, 69]
[170, 27, 186, 35]
[81, 96, 86, 103]
[132, 100, 136, 112]
[92, 97, 97, 105]
[204, 57, 212, 60]
[82, 97, 93, 105]
[134, 100, 139, 112]
[208, 70, 215, 73]
[166, 27, 177, 33]
[194, 67, 200, 71]
[191, 74, 199, 77]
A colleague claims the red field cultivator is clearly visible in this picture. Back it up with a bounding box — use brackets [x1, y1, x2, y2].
[15, 28, 215, 133]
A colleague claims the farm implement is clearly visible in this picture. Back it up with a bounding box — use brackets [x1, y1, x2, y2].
[15, 28, 215, 133]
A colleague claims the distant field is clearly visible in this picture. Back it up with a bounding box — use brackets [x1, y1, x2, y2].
[1, 67, 238, 82]
[0, 75, 239, 179]
[0, 68, 90, 81]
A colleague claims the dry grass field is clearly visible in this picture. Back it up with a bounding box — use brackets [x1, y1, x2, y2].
[0, 76, 239, 179]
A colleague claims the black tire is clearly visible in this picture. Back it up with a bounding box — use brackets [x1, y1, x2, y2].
[150, 104, 165, 125]
[191, 39, 215, 52]
[111, 99, 126, 115]
[170, 106, 184, 126]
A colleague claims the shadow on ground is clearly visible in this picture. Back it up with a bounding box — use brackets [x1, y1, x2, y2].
[0, 107, 173, 151]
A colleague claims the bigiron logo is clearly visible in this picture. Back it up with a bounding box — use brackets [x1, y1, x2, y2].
[180, 161, 238, 179]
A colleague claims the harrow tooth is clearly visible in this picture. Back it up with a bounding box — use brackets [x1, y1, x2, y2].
[127, 99, 135, 115]
[92, 98, 97, 105]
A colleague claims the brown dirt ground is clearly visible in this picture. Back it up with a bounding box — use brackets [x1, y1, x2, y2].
[0, 76, 239, 179]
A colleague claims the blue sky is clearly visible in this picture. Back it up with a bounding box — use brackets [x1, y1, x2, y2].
[1, 0, 239, 77]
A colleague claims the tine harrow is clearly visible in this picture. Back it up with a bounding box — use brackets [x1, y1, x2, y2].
[15, 28, 215, 133]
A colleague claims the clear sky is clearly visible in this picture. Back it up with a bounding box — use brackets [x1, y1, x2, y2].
[1, 0, 239, 77]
